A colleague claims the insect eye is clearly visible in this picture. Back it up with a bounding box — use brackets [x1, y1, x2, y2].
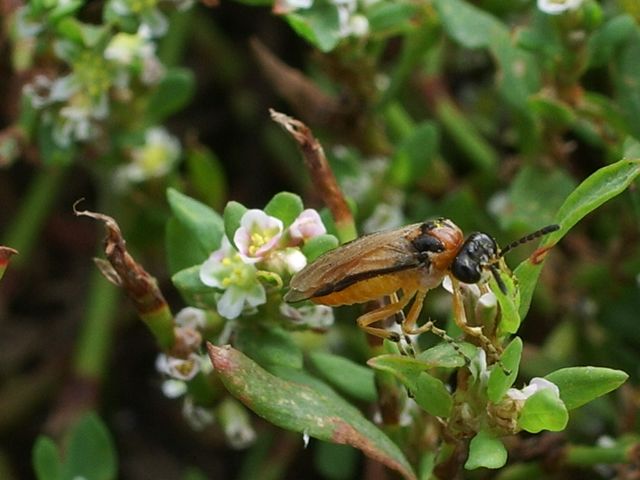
[451, 255, 482, 283]
[413, 235, 445, 253]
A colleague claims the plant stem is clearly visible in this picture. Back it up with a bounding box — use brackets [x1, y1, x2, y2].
[73, 267, 120, 380]
[435, 98, 499, 172]
[3, 165, 67, 268]
[564, 443, 631, 466]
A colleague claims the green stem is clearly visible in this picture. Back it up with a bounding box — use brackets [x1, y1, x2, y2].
[73, 267, 120, 380]
[435, 99, 499, 172]
[158, 8, 194, 67]
[3, 165, 67, 268]
[383, 102, 416, 141]
[564, 443, 631, 466]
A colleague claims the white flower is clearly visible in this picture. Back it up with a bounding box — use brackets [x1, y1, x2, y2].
[233, 210, 284, 262]
[52, 91, 109, 146]
[200, 237, 267, 319]
[288, 209, 326, 243]
[537, 0, 584, 15]
[161, 379, 188, 398]
[349, 14, 369, 37]
[266, 247, 307, 275]
[175, 307, 207, 329]
[108, 0, 168, 37]
[23, 75, 56, 109]
[273, 0, 313, 13]
[156, 352, 201, 381]
[507, 378, 560, 401]
[218, 399, 256, 449]
[104, 32, 155, 66]
[182, 397, 215, 430]
[280, 303, 334, 329]
[116, 127, 180, 184]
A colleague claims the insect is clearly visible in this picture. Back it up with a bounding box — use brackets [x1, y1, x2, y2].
[284, 218, 559, 344]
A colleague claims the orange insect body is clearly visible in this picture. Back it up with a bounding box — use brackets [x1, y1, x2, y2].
[285, 217, 558, 343]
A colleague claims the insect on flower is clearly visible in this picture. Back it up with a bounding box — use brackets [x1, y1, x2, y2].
[284, 218, 559, 343]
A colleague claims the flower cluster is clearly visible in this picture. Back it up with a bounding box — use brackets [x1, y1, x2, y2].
[200, 208, 331, 322]
[275, 0, 371, 38]
[12, 0, 189, 161]
[155, 307, 217, 429]
[114, 127, 181, 187]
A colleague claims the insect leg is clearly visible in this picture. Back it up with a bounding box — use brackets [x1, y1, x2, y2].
[451, 278, 508, 371]
[356, 290, 416, 342]
[387, 291, 415, 356]
[400, 288, 427, 334]
[400, 289, 471, 363]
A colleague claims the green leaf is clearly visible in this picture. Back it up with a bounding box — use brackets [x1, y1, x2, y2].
[433, 0, 538, 112]
[166, 217, 204, 274]
[207, 344, 417, 480]
[615, 29, 640, 141]
[302, 234, 339, 261]
[587, 14, 636, 67]
[146, 68, 195, 123]
[388, 121, 438, 188]
[172, 265, 208, 292]
[367, 354, 430, 391]
[61, 412, 117, 480]
[223, 201, 248, 246]
[500, 165, 577, 232]
[416, 342, 478, 368]
[235, 325, 303, 371]
[518, 389, 568, 433]
[264, 192, 304, 227]
[516, 159, 640, 318]
[166, 188, 224, 268]
[491, 272, 520, 334]
[185, 145, 227, 211]
[171, 265, 218, 309]
[487, 337, 523, 403]
[33, 436, 61, 480]
[433, 0, 506, 49]
[49, 0, 83, 22]
[544, 367, 628, 411]
[465, 430, 507, 470]
[414, 372, 452, 418]
[308, 351, 377, 403]
[367, 2, 419, 35]
[285, 2, 341, 52]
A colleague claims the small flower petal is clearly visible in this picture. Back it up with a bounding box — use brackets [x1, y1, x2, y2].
[175, 307, 208, 329]
[217, 287, 247, 320]
[289, 209, 326, 242]
[537, 0, 584, 14]
[234, 209, 284, 261]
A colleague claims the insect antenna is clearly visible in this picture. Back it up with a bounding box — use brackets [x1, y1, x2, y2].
[488, 263, 507, 294]
[498, 224, 560, 258]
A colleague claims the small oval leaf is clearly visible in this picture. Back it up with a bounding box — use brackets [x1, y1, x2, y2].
[264, 192, 304, 227]
[465, 430, 507, 470]
[544, 366, 629, 410]
[414, 372, 453, 418]
[308, 351, 377, 403]
[518, 389, 568, 433]
[488, 337, 523, 403]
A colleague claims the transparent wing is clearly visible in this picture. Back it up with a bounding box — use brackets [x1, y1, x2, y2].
[285, 223, 422, 301]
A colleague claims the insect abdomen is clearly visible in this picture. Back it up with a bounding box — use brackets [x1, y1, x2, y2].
[311, 271, 420, 306]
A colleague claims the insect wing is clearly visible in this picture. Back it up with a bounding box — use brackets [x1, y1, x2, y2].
[285, 224, 422, 302]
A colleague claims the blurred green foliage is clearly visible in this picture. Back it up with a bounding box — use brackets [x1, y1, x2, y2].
[1, 0, 640, 478]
